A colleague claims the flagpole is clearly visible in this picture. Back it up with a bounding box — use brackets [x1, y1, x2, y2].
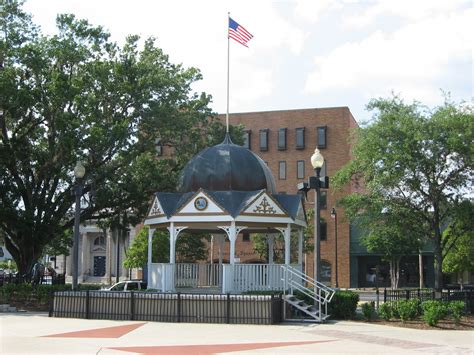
[226, 12, 230, 134]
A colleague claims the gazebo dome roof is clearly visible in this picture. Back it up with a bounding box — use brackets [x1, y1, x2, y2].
[177, 134, 276, 194]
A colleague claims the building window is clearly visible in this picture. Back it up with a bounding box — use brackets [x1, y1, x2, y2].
[94, 235, 106, 246]
[243, 130, 251, 149]
[320, 191, 327, 210]
[259, 129, 269, 151]
[321, 160, 327, 177]
[242, 232, 250, 242]
[317, 126, 327, 149]
[321, 220, 327, 240]
[279, 161, 286, 180]
[321, 261, 332, 284]
[278, 128, 287, 150]
[296, 127, 305, 149]
[297, 160, 305, 179]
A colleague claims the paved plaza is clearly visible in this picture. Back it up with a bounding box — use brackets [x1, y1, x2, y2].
[1, 312, 473, 354]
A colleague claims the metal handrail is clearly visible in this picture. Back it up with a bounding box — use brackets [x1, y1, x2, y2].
[282, 265, 336, 304]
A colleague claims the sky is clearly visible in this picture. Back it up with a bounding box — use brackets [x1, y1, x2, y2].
[23, 0, 473, 123]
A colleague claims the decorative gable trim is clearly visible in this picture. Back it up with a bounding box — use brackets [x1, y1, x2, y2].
[241, 192, 287, 217]
[148, 196, 165, 218]
[175, 190, 227, 216]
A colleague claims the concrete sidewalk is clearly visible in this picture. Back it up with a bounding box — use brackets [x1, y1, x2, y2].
[1, 312, 473, 354]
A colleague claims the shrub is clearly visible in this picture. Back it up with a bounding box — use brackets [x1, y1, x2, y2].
[361, 301, 376, 321]
[422, 301, 448, 326]
[397, 299, 421, 322]
[328, 290, 359, 320]
[378, 302, 392, 321]
[448, 301, 465, 325]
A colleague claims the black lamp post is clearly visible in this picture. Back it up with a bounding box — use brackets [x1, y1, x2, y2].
[72, 161, 85, 290]
[330, 207, 338, 288]
[310, 148, 325, 282]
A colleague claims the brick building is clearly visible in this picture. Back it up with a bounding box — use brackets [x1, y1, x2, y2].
[211, 107, 359, 288]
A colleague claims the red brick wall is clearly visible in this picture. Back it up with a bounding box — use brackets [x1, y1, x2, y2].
[213, 107, 358, 288]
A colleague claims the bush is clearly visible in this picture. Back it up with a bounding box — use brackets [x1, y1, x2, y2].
[397, 299, 421, 322]
[361, 301, 376, 321]
[422, 301, 448, 326]
[328, 290, 359, 320]
[448, 301, 465, 325]
[378, 302, 392, 321]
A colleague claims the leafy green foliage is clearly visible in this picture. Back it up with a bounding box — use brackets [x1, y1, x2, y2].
[0, 1, 233, 275]
[123, 226, 209, 268]
[361, 301, 376, 321]
[447, 301, 465, 325]
[328, 290, 359, 319]
[334, 95, 474, 289]
[422, 301, 448, 326]
[396, 299, 422, 322]
[442, 201, 474, 275]
[378, 302, 392, 320]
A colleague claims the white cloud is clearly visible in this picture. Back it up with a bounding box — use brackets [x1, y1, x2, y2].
[294, 0, 341, 23]
[304, 8, 473, 105]
[343, 0, 470, 28]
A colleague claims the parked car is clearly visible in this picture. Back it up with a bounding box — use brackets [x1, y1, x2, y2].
[103, 280, 147, 291]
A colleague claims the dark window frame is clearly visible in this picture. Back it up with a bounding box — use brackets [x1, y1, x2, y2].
[296, 127, 305, 149]
[317, 126, 327, 149]
[297, 160, 305, 179]
[278, 161, 287, 180]
[243, 130, 251, 149]
[259, 129, 269, 151]
[278, 128, 287, 150]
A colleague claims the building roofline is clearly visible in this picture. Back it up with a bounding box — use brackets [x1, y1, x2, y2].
[217, 106, 353, 116]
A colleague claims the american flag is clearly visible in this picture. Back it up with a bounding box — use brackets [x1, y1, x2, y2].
[228, 17, 253, 47]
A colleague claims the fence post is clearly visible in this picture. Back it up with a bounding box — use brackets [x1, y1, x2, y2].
[464, 290, 469, 313]
[376, 288, 379, 310]
[405, 289, 410, 300]
[48, 291, 54, 317]
[130, 291, 135, 321]
[85, 290, 90, 320]
[383, 288, 387, 303]
[226, 293, 231, 324]
[431, 290, 435, 300]
[177, 293, 181, 323]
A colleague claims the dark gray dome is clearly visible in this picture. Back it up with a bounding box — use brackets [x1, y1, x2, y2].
[177, 134, 276, 193]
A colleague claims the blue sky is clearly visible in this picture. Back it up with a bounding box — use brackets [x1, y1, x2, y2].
[23, 0, 473, 123]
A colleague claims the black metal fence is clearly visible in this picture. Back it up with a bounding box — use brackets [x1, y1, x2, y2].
[383, 288, 474, 314]
[51, 291, 283, 325]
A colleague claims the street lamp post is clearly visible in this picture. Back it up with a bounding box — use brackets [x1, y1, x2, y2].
[72, 161, 85, 290]
[310, 148, 325, 283]
[330, 208, 338, 288]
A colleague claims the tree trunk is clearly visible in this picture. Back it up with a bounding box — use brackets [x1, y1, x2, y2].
[389, 257, 401, 289]
[433, 206, 444, 291]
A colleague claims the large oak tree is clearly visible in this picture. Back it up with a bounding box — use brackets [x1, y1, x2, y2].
[0, 1, 229, 275]
[334, 95, 473, 290]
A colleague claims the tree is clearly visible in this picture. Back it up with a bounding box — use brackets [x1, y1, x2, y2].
[442, 200, 474, 281]
[0, 1, 232, 276]
[124, 226, 208, 268]
[333, 95, 473, 290]
[341, 193, 424, 289]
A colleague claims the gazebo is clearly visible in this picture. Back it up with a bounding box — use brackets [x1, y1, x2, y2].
[144, 134, 306, 292]
[144, 134, 334, 320]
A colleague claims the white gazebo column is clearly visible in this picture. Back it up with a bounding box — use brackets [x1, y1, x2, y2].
[277, 224, 292, 266]
[147, 227, 155, 286]
[267, 234, 274, 264]
[298, 228, 304, 266]
[219, 222, 247, 265]
[167, 223, 188, 264]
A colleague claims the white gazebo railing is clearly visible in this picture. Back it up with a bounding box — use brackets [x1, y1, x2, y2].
[175, 263, 222, 288]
